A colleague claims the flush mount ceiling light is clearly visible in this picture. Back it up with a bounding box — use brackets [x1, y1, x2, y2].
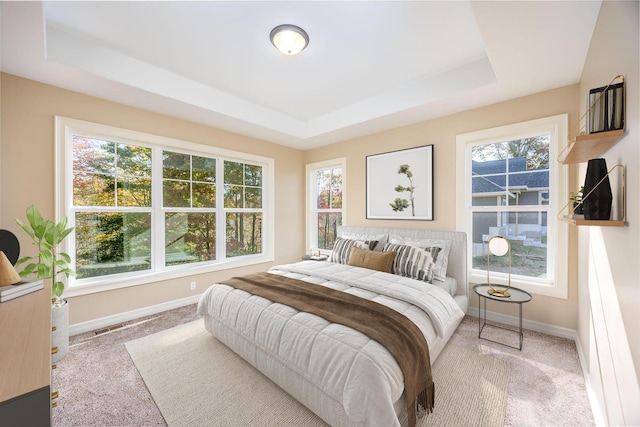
[270, 24, 309, 56]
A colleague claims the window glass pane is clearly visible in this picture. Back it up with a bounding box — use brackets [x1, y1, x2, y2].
[244, 187, 262, 209]
[118, 177, 152, 207]
[117, 144, 152, 178]
[472, 137, 550, 207]
[75, 212, 151, 279]
[73, 136, 117, 206]
[316, 169, 331, 209]
[163, 180, 191, 207]
[224, 161, 244, 185]
[117, 143, 152, 206]
[73, 136, 115, 174]
[165, 212, 216, 266]
[224, 185, 243, 208]
[192, 156, 215, 183]
[471, 211, 547, 278]
[244, 164, 262, 186]
[163, 151, 191, 180]
[317, 212, 342, 250]
[192, 182, 216, 208]
[331, 167, 342, 209]
[73, 173, 115, 206]
[226, 213, 262, 257]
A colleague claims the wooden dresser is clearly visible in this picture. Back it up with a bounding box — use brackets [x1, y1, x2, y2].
[0, 284, 53, 425]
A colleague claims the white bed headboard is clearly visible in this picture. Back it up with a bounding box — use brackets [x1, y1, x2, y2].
[337, 226, 468, 297]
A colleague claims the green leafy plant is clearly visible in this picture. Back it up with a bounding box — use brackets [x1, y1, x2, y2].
[389, 164, 416, 216]
[15, 205, 75, 304]
[569, 186, 584, 204]
[570, 186, 584, 214]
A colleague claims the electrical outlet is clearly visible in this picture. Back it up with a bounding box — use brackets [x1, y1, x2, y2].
[190, 281, 196, 290]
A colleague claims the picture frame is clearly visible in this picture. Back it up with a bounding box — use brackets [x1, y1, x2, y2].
[366, 145, 434, 220]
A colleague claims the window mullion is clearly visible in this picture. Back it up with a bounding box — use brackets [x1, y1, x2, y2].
[152, 147, 164, 273]
[216, 157, 225, 261]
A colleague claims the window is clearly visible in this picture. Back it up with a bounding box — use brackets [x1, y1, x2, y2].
[223, 161, 263, 258]
[456, 115, 568, 298]
[162, 151, 217, 267]
[306, 158, 346, 254]
[56, 117, 274, 295]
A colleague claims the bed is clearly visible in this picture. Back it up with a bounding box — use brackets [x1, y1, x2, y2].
[197, 226, 468, 426]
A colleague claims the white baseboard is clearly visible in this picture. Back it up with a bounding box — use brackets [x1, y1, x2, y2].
[69, 294, 202, 336]
[466, 306, 577, 340]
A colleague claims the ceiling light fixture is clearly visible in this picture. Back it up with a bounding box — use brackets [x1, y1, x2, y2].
[270, 24, 309, 56]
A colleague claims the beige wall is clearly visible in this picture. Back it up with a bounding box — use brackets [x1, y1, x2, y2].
[306, 84, 582, 330]
[0, 73, 306, 324]
[0, 75, 587, 332]
[576, 1, 639, 424]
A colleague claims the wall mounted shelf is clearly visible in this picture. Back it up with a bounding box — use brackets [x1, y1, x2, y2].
[563, 218, 625, 227]
[558, 75, 627, 226]
[559, 129, 625, 164]
[559, 164, 626, 227]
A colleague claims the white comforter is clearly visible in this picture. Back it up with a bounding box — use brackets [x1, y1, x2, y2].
[197, 261, 465, 426]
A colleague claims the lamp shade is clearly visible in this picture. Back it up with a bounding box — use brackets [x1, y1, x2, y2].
[270, 24, 309, 55]
[488, 236, 509, 256]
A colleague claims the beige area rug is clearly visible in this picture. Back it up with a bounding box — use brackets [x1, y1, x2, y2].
[126, 320, 510, 427]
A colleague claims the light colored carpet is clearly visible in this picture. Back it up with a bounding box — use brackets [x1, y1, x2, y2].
[126, 319, 510, 427]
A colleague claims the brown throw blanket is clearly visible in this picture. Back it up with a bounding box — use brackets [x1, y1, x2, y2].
[220, 272, 434, 427]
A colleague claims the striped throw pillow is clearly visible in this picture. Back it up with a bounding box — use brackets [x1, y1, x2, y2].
[383, 243, 436, 283]
[330, 238, 377, 264]
[389, 236, 451, 282]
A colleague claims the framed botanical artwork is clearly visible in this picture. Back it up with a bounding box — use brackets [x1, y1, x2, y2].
[366, 145, 434, 220]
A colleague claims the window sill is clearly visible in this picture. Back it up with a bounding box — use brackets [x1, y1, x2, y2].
[469, 271, 567, 299]
[64, 254, 274, 297]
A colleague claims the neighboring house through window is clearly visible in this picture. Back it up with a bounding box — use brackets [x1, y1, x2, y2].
[56, 116, 274, 295]
[306, 158, 346, 254]
[456, 114, 568, 298]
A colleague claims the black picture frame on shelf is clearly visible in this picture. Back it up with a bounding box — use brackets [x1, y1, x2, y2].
[587, 81, 624, 134]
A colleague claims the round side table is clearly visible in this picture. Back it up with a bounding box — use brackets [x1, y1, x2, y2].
[473, 284, 532, 350]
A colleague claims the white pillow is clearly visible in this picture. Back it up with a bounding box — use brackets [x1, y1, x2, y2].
[430, 276, 458, 296]
[389, 235, 451, 282]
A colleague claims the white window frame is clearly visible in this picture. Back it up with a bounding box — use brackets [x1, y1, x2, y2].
[55, 116, 274, 297]
[456, 114, 569, 298]
[306, 158, 347, 255]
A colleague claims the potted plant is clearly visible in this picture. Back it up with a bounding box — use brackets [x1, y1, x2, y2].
[15, 205, 75, 362]
[570, 186, 584, 215]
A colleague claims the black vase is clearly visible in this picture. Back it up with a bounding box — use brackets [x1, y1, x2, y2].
[582, 158, 612, 220]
